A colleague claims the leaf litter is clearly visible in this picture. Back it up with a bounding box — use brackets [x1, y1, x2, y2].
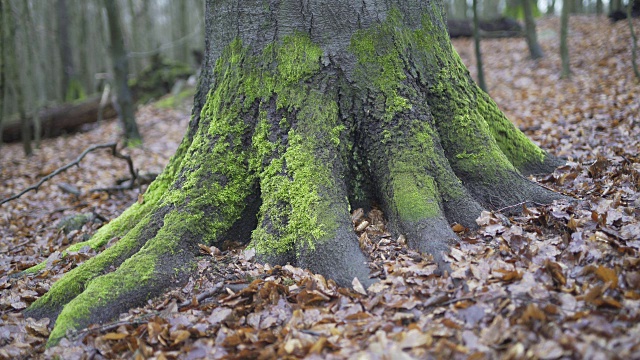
[1, 16, 640, 359]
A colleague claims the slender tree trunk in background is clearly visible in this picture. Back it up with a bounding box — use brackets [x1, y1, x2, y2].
[573, 0, 584, 13]
[22, 1, 41, 148]
[522, 0, 544, 59]
[596, 0, 604, 14]
[561, 0, 571, 78]
[629, 0, 640, 79]
[178, 0, 189, 64]
[5, 3, 32, 156]
[482, 0, 501, 19]
[126, 0, 140, 74]
[26, 0, 564, 346]
[57, 0, 82, 101]
[452, 0, 468, 18]
[547, 0, 556, 15]
[103, 0, 142, 146]
[612, 0, 622, 12]
[142, 0, 159, 54]
[0, 0, 5, 149]
[473, 0, 488, 91]
[78, 2, 92, 94]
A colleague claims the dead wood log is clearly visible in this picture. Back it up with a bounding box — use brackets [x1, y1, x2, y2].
[448, 17, 523, 38]
[1, 96, 117, 143]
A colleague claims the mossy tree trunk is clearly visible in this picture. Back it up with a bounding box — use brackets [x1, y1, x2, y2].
[26, 0, 563, 346]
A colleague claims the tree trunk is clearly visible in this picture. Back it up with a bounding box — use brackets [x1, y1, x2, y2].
[561, 0, 571, 78]
[450, 0, 468, 19]
[596, 0, 604, 14]
[26, 0, 564, 346]
[547, 0, 556, 15]
[103, 0, 142, 146]
[56, 0, 84, 101]
[481, 0, 501, 19]
[522, 0, 544, 59]
[5, 2, 32, 156]
[473, 0, 488, 91]
[629, 0, 640, 79]
[0, 0, 5, 148]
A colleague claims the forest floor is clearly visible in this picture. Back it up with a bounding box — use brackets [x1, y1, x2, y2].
[1, 16, 640, 359]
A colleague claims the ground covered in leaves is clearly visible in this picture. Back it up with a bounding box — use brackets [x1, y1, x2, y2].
[1, 16, 640, 359]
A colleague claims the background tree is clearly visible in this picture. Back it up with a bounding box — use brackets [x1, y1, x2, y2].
[504, 0, 541, 18]
[57, 0, 85, 101]
[481, 0, 501, 19]
[25, 0, 563, 346]
[629, 0, 640, 79]
[547, 0, 556, 15]
[5, 1, 32, 155]
[523, 0, 544, 59]
[449, 0, 469, 18]
[0, 0, 4, 149]
[473, 0, 488, 91]
[103, 0, 142, 145]
[611, 0, 623, 12]
[561, 0, 571, 78]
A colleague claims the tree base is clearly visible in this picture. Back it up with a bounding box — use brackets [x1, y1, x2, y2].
[25, 3, 566, 346]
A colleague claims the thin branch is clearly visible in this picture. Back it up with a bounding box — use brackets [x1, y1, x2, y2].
[178, 281, 225, 310]
[0, 142, 137, 205]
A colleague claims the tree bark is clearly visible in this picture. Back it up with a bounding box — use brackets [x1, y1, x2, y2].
[103, 0, 142, 146]
[26, 0, 564, 346]
[522, 0, 544, 59]
[56, 0, 72, 98]
[561, 0, 571, 78]
[5, 2, 32, 156]
[473, 0, 488, 91]
[0, 0, 5, 148]
[629, 0, 640, 79]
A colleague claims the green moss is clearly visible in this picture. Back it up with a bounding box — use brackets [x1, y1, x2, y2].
[349, 6, 548, 180]
[154, 87, 196, 109]
[350, 11, 413, 122]
[276, 35, 323, 85]
[155, 41, 260, 242]
[186, 33, 345, 256]
[29, 210, 154, 329]
[131, 57, 193, 104]
[252, 128, 338, 255]
[47, 240, 160, 346]
[45, 206, 203, 346]
[348, 10, 470, 210]
[64, 78, 86, 102]
[390, 171, 439, 221]
[477, 89, 545, 169]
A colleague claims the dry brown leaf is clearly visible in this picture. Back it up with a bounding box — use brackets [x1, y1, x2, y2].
[103, 332, 129, 341]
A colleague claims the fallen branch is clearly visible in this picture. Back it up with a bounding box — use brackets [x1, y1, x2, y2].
[0, 142, 137, 206]
[178, 281, 225, 310]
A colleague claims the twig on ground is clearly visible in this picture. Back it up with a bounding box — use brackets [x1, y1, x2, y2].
[67, 314, 155, 342]
[178, 281, 225, 310]
[0, 142, 137, 205]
